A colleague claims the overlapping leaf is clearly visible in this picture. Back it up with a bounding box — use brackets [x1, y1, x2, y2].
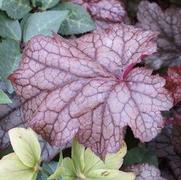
[1, 0, 31, 19]
[10, 24, 173, 158]
[126, 164, 166, 180]
[148, 126, 181, 179]
[70, 0, 127, 28]
[0, 94, 59, 161]
[165, 66, 181, 105]
[137, 1, 181, 69]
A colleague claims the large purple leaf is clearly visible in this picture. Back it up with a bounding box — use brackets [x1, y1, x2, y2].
[10, 24, 173, 157]
[137, 1, 181, 69]
[70, 0, 127, 28]
[0, 94, 59, 161]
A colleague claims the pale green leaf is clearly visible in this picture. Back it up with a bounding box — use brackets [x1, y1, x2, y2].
[1, 0, 31, 19]
[86, 169, 135, 180]
[9, 128, 41, 168]
[62, 139, 133, 180]
[62, 158, 76, 178]
[84, 148, 104, 173]
[0, 11, 21, 40]
[0, 153, 37, 180]
[0, 90, 12, 104]
[105, 142, 127, 169]
[72, 139, 85, 174]
[23, 10, 68, 42]
[53, 2, 96, 35]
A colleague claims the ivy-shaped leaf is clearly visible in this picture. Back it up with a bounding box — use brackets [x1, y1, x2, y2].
[32, 0, 59, 10]
[0, 39, 21, 92]
[70, 0, 127, 28]
[1, 0, 32, 19]
[0, 11, 21, 41]
[137, 1, 181, 69]
[23, 10, 69, 42]
[10, 24, 173, 158]
[53, 2, 96, 35]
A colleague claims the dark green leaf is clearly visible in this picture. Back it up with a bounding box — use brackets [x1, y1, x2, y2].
[1, 0, 31, 19]
[0, 11, 21, 41]
[124, 146, 158, 167]
[32, 0, 59, 10]
[23, 10, 69, 42]
[53, 2, 96, 35]
[0, 90, 12, 104]
[0, 39, 21, 80]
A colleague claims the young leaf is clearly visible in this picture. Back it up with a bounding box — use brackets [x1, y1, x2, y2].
[32, 0, 59, 10]
[0, 94, 59, 161]
[10, 24, 173, 158]
[0, 11, 21, 41]
[70, 0, 127, 28]
[0, 90, 12, 104]
[104, 142, 127, 169]
[9, 128, 41, 168]
[165, 66, 181, 105]
[127, 164, 166, 180]
[61, 139, 135, 180]
[137, 1, 181, 69]
[53, 2, 96, 35]
[0, 153, 37, 180]
[1, 0, 31, 19]
[23, 10, 68, 42]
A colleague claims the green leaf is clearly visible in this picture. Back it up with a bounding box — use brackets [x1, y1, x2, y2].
[0, 11, 21, 40]
[61, 139, 134, 180]
[0, 90, 12, 104]
[0, 0, 3, 9]
[105, 142, 127, 169]
[23, 10, 69, 42]
[124, 146, 158, 166]
[1, 0, 31, 19]
[0, 153, 37, 180]
[0, 39, 21, 88]
[32, 0, 59, 10]
[72, 139, 85, 174]
[9, 128, 41, 168]
[53, 2, 96, 35]
[86, 169, 135, 180]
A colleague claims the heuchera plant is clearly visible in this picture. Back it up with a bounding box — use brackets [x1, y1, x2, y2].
[0, 0, 181, 179]
[10, 24, 173, 158]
